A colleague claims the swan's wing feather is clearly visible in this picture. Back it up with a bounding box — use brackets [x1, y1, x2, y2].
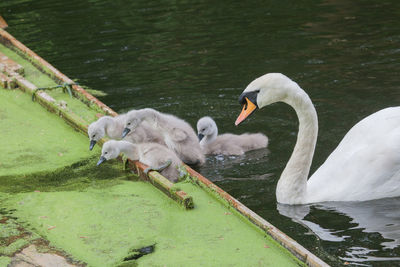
[170, 128, 188, 142]
[307, 107, 400, 202]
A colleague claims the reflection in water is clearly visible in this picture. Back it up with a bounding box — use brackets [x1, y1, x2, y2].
[198, 148, 271, 182]
[278, 198, 400, 264]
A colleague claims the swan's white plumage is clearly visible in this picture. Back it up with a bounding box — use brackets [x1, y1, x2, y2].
[100, 140, 182, 182]
[124, 108, 205, 165]
[307, 107, 400, 203]
[197, 116, 268, 155]
[240, 73, 400, 204]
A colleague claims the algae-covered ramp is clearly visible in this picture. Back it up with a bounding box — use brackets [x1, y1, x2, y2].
[0, 25, 327, 266]
[0, 85, 301, 266]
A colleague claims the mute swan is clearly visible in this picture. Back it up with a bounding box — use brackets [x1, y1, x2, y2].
[122, 108, 205, 165]
[96, 140, 183, 182]
[87, 114, 165, 150]
[197, 116, 268, 155]
[235, 73, 400, 205]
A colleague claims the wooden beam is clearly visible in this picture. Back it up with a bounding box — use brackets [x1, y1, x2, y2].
[0, 16, 8, 29]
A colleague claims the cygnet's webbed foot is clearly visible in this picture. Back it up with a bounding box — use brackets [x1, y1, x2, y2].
[144, 159, 172, 175]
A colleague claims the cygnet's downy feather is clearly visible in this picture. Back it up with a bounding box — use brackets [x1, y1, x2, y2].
[123, 108, 205, 165]
[97, 140, 182, 182]
[197, 116, 268, 155]
[87, 114, 165, 150]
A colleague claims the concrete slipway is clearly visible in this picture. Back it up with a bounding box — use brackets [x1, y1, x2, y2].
[0, 21, 328, 267]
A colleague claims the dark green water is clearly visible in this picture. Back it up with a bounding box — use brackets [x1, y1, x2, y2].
[1, 0, 400, 265]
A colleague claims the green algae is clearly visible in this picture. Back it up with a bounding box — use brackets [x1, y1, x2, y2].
[0, 256, 11, 266]
[0, 88, 96, 177]
[2, 180, 303, 267]
[1, 238, 27, 256]
[0, 216, 39, 256]
[48, 88, 101, 123]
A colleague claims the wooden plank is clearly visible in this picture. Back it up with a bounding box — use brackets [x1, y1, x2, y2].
[0, 51, 24, 74]
[0, 16, 7, 29]
[129, 161, 194, 209]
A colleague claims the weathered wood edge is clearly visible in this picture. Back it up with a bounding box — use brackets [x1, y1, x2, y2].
[0, 16, 8, 29]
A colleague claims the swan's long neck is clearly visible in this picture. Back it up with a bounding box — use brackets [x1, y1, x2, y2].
[116, 141, 139, 160]
[276, 87, 318, 204]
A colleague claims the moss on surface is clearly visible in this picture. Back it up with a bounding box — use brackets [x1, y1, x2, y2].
[0, 215, 39, 257]
[0, 89, 96, 177]
[0, 256, 11, 266]
[2, 180, 302, 267]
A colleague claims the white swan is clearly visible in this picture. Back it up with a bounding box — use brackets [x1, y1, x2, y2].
[197, 116, 268, 155]
[96, 140, 183, 183]
[87, 114, 165, 150]
[123, 108, 205, 165]
[235, 73, 400, 204]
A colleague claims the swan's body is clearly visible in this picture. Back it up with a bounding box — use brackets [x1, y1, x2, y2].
[87, 114, 165, 150]
[236, 73, 400, 204]
[123, 108, 205, 165]
[197, 116, 268, 155]
[97, 140, 183, 182]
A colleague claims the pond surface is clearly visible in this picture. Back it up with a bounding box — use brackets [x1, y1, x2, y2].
[1, 0, 400, 265]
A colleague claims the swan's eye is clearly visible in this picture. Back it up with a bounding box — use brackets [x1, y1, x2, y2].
[105, 152, 108, 155]
[92, 134, 96, 138]
[238, 90, 260, 107]
[127, 122, 131, 126]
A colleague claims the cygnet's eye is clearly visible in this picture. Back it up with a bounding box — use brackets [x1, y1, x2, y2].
[92, 134, 96, 138]
[127, 122, 131, 126]
[104, 151, 108, 155]
[201, 128, 205, 132]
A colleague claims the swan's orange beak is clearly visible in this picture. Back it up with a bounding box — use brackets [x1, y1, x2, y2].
[235, 97, 257, 125]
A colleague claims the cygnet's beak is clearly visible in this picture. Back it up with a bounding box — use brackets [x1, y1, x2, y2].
[198, 133, 204, 141]
[122, 128, 130, 138]
[89, 140, 96, 150]
[97, 156, 107, 166]
[235, 97, 258, 126]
